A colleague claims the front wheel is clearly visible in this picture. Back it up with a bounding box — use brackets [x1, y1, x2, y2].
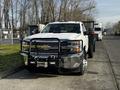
[26, 59, 37, 73]
[99, 39, 102, 41]
[26, 65, 37, 73]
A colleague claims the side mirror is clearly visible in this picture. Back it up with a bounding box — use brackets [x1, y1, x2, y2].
[84, 31, 89, 35]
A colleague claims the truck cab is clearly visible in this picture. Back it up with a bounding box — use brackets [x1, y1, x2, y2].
[21, 21, 88, 75]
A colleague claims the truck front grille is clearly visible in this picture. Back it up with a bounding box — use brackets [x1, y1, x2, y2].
[30, 38, 60, 55]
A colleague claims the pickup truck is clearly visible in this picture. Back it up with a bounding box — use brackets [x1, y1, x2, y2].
[20, 21, 89, 75]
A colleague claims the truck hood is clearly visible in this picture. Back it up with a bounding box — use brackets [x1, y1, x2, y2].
[24, 33, 81, 40]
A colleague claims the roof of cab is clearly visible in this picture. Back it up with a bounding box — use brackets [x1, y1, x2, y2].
[48, 21, 83, 24]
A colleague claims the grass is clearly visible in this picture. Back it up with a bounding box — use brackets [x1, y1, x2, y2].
[0, 44, 24, 72]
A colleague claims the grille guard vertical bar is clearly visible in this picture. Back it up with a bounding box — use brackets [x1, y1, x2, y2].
[20, 40, 30, 54]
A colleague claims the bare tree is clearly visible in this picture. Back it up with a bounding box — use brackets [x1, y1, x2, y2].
[10, 0, 14, 29]
[29, 0, 39, 24]
[113, 21, 120, 35]
[57, 0, 96, 21]
[0, 0, 96, 29]
[0, 0, 3, 28]
[3, 0, 11, 29]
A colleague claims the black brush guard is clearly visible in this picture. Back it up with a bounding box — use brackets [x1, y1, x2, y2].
[21, 38, 83, 68]
[30, 38, 61, 58]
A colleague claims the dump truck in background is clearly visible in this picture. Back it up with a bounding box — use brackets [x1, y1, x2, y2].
[27, 24, 45, 36]
[94, 23, 103, 41]
[82, 21, 96, 58]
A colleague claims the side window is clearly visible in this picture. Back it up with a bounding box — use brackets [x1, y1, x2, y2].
[41, 24, 50, 33]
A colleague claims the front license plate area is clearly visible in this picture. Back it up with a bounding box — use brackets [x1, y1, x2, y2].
[37, 61, 48, 68]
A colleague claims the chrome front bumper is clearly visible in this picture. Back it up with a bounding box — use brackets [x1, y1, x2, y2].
[21, 52, 84, 69]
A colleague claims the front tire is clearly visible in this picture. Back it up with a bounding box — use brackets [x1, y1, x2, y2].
[26, 65, 37, 73]
[26, 59, 37, 73]
[99, 39, 102, 41]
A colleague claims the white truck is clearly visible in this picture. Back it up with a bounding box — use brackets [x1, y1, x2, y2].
[94, 23, 103, 41]
[21, 21, 89, 75]
[27, 24, 45, 35]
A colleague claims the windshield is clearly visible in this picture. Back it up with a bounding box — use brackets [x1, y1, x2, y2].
[95, 28, 101, 31]
[41, 24, 80, 33]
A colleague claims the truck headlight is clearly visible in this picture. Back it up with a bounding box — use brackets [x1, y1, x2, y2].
[68, 40, 81, 53]
[70, 47, 80, 53]
[62, 40, 82, 54]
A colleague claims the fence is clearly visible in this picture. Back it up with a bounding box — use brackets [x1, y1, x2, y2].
[0, 28, 20, 44]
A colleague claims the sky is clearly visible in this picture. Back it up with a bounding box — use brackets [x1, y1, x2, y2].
[96, 0, 120, 25]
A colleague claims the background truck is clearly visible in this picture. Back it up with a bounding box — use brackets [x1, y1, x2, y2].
[20, 21, 89, 75]
[27, 24, 45, 36]
[82, 21, 96, 58]
[94, 23, 103, 41]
